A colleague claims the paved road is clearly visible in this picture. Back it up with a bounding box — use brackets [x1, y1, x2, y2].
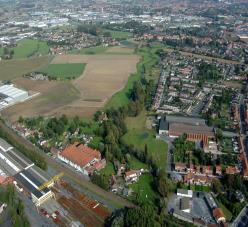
[0, 120, 135, 210]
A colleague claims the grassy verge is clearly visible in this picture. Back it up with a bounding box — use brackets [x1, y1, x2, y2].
[39, 63, 86, 80]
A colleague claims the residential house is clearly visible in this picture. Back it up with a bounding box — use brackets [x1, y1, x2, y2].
[125, 170, 139, 183]
[213, 208, 226, 223]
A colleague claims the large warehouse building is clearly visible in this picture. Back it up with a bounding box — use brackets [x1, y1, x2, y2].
[0, 138, 54, 206]
[0, 84, 28, 109]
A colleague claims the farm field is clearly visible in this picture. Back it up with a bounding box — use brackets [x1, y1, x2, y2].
[103, 29, 132, 40]
[105, 46, 134, 54]
[39, 63, 86, 80]
[69, 45, 133, 55]
[12, 39, 49, 58]
[0, 56, 52, 81]
[2, 78, 80, 121]
[2, 53, 139, 121]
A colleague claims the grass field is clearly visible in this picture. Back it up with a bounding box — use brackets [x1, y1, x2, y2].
[129, 174, 157, 204]
[122, 129, 167, 168]
[103, 29, 132, 40]
[70, 46, 108, 55]
[0, 56, 52, 81]
[123, 110, 167, 169]
[12, 39, 49, 58]
[39, 63, 86, 80]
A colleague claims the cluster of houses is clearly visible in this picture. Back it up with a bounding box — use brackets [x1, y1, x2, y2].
[174, 162, 240, 186]
[152, 51, 243, 119]
[109, 160, 147, 196]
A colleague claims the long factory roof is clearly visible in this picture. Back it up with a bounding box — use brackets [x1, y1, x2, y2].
[0, 85, 27, 99]
[0, 137, 52, 199]
[15, 168, 50, 199]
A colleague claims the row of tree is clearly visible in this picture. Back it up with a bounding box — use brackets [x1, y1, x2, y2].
[0, 185, 29, 227]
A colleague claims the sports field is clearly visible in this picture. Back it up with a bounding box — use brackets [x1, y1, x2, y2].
[39, 63, 86, 80]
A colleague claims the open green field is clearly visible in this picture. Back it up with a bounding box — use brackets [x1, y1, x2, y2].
[129, 174, 157, 204]
[103, 29, 132, 40]
[70, 46, 108, 55]
[0, 56, 52, 81]
[39, 63, 86, 80]
[12, 39, 49, 58]
[122, 129, 167, 168]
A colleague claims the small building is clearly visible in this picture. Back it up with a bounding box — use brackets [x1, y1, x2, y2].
[158, 115, 169, 135]
[213, 207, 226, 223]
[225, 166, 240, 175]
[125, 170, 138, 183]
[175, 163, 187, 172]
[0, 203, 7, 214]
[177, 189, 193, 198]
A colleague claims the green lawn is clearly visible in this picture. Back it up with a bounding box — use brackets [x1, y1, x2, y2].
[12, 39, 49, 58]
[129, 174, 157, 204]
[128, 156, 148, 170]
[39, 63, 86, 80]
[216, 200, 233, 222]
[103, 29, 132, 40]
[122, 129, 167, 169]
[69, 46, 108, 55]
[100, 162, 115, 176]
[181, 184, 211, 192]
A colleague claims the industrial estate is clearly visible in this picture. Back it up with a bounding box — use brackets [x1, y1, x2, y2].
[0, 0, 248, 227]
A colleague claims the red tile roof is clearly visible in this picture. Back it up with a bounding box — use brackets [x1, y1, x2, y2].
[60, 143, 101, 168]
[213, 208, 225, 220]
[225, 166, 240, 175]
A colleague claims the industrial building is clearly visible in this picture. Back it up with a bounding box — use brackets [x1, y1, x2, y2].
[0, 138, 53, 206]
[0, 84, 28, 109]
[58, 142, 106, 175]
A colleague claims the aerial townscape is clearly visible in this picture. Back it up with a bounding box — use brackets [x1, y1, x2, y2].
[0, 0, 248, 226]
